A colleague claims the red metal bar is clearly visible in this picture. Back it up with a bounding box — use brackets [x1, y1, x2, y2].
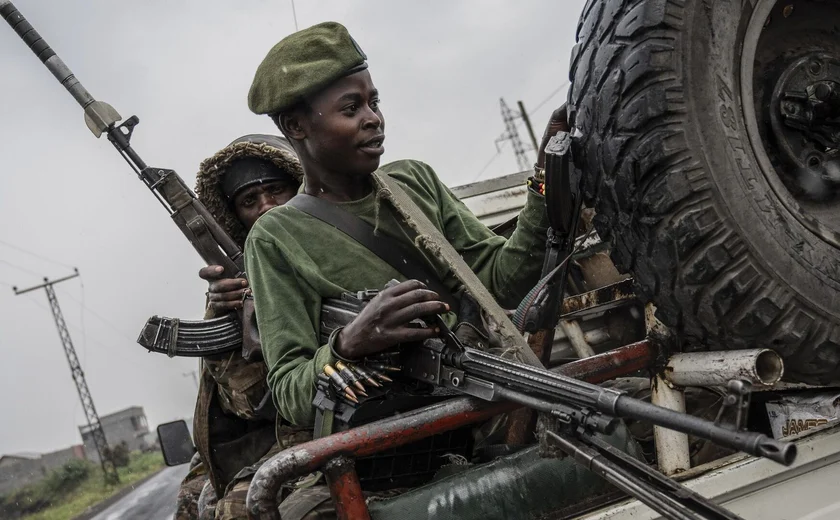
[506, 339, 654, 444]
[324, 456, 370, 520]
[554, 340, 654, 383]
[247, 398, 516, 519]
[246, 340, 655, 519]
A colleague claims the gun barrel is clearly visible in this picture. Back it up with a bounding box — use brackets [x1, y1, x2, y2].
[1, 2, 94, 109]
[614, 396, 796, 466]
[456, 347, 797, 465]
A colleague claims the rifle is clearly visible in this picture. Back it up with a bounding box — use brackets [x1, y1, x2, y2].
[1, 1, 255, 358]
[317, 290, 796, 520]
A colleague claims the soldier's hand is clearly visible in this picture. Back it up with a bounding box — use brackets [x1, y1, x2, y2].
[536, 103, 570, 169]
[335, 280, 448, 359]
[199, 265, 249, 315]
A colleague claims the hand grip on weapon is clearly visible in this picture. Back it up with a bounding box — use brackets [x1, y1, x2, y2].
[536, 104, 570, 170]
[199, 265, 250, 316]
[335, 280, 449, 360]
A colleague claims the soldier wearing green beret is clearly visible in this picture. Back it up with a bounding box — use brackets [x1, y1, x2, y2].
[246, 19, 568, 425]
[244, 21, 572, 516]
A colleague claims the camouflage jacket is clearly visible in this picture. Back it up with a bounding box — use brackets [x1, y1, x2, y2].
[192, 134, 310, 495]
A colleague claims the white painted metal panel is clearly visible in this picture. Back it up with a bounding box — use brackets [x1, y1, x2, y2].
[451, 171, 529, 227]
[577, 425, 840, 520]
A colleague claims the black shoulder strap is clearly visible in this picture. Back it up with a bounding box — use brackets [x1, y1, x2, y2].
[286, 194, 458, 311]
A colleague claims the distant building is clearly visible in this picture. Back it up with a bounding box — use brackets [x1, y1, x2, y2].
[79, 406, 150, 463]
[0, 453, 42, 495]
[0, 445, 86, 495]
[40, 445, 87, 472]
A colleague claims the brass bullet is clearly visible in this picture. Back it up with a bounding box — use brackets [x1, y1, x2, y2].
[343, 385, 359, 401]
[367, 362, 401, 373]
[366, 366, 394, 384]
[324, 364, 359, 401]
[348, 363, 381, 388]
[336, 361, 368, 394]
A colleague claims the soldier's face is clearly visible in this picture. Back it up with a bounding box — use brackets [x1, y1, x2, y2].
[233, 180, 298, 230]
[299, 70, 385, 177]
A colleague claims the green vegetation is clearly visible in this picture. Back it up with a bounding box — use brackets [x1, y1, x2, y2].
[0, 451, 165, 520]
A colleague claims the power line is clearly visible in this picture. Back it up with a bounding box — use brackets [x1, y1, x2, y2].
[23, 294, 115, 352]
[472, 149, 504, 183]
[290, 0, 299, 31]
[15, 274, 130, 350]
[493, 82, 571, 142]
[56, 285, 136, 344]
[532, 83, 570, 114]
[0, 259, 45, 278]
[0, 239, 76, 270]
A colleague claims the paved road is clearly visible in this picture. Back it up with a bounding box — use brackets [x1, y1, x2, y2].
[91, 465, 190, 520]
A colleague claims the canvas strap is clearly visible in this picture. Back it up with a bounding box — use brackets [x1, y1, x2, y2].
[286, 194, 458, 312]
[372, 172, 543, 368]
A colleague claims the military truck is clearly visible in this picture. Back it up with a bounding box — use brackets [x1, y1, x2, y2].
[239, 1, 840, 516]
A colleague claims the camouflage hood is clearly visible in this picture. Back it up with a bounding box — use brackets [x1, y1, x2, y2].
[195, 134, 303, 246]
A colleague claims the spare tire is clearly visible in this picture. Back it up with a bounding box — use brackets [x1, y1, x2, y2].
[567, 0, 840, 383]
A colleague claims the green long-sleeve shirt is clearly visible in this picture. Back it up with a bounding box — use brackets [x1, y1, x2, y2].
[245, 159, 549, 426]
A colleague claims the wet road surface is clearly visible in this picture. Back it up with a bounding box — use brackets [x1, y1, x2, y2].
[90, 465, 189, 520]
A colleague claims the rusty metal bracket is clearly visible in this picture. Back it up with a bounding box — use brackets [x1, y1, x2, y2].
[559, 278, 638, 320]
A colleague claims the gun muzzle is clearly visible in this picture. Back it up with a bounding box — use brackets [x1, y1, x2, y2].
[756, 437, 798, 466]
[1, 1, 121, 136]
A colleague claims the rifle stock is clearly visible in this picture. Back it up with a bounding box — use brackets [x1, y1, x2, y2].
[1, 1, 247, 357]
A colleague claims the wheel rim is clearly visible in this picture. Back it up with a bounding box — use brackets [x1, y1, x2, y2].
[740, 0, 840, 249]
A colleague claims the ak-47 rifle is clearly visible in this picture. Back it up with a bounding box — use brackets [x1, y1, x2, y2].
[1, 1, 256, 358]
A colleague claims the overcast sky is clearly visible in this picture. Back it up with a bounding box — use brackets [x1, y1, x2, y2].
[0, 0, 584, 455]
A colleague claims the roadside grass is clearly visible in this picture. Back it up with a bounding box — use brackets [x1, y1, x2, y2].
[1, 451, 165, 520]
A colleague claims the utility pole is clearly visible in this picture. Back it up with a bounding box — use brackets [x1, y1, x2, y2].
[517, 100, 540, 154]
[14, 269, 119, 484]
[497, 98, 532, 171]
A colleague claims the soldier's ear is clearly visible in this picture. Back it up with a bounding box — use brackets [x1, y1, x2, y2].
[278, 112, 306, 142]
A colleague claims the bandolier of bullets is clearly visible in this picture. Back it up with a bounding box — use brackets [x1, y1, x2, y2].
[320, 354, 401, 405]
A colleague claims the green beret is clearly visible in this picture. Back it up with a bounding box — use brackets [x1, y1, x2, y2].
[248, 22, 368, 115]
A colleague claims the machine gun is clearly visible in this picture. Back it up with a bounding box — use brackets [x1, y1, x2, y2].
[1, 1, 257, 358]
[317, 290, 796, 520]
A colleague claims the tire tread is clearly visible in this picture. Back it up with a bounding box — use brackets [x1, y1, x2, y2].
[568, 0, 840, 383]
